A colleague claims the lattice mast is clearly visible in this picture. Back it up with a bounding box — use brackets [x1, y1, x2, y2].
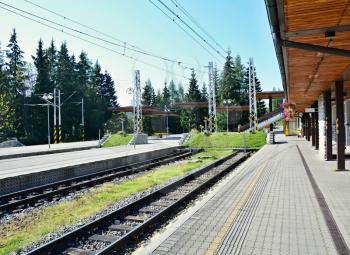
[133, 70, 142, 134]
[207, 61, 217, 132]
[248, 58, 257, 132]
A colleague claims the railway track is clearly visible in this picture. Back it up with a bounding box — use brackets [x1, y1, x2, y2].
[25, 150, 249, 255]
[0, 150, 196, 214]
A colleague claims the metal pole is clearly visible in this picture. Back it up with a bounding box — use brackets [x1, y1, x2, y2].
[58, 89, 62, 143]
[226, 105, 229, 134]
[121, 119, 124, 133]
[244, 131, 247, 153]
[53, 88, 57, 144]
[166, 115, 169, 137]
[47, 104, 50, 148]
[81, 98, 84, 141]
[98, 128, 101, 147]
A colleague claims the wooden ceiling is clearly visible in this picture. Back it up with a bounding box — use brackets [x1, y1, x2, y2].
[283, 0, 350, 111]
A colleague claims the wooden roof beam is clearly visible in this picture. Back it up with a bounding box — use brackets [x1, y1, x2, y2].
[279, 39, 350, 58]
[285, 24, 350, 38]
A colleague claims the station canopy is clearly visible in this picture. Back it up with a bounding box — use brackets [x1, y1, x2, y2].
[266, 0, 350, 111]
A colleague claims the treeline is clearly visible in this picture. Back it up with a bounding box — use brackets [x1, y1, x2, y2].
[0, 29, 117, 144]
[140, 50, 267, 134]
[0, 29, 270, 144]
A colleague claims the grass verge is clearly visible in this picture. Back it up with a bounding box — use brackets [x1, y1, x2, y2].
[102, 134, 132, 147]
[0, 150, 231, 255]
[183, 131, 266, 149]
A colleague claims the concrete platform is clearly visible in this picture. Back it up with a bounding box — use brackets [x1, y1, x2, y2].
[0, 141, 179, 195]
[0, 140, 99, 160]
[136, 134, 350, 255]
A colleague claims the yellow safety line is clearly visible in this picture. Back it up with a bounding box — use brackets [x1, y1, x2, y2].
[205, 161, 266, 255]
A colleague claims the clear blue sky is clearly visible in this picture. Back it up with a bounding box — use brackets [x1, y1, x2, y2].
[0, 0, 282, 106]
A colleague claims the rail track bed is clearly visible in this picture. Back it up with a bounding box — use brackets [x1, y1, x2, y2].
[0, 150, 196, 215]
[25, 151, 249, 255]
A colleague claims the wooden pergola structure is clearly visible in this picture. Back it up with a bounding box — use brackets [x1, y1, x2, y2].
[256, 91, 284, 100]
[109, 106, 179, 117]
[175, 102, 249, 112]
[266, 0, 350, 169]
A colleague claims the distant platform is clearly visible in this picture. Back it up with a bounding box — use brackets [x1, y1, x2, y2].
[0, 140, 99, 160]
[0, 137, 181, 195]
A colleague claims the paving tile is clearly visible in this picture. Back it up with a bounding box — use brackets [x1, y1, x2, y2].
[143, 134, 343, 255]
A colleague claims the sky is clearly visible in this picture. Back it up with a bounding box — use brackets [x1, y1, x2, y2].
[0, 0, 282, 106]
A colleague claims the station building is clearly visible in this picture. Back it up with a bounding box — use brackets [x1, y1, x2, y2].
[266, 0, 350, 170]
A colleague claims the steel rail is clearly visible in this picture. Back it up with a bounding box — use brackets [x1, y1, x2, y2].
[0, 150, 197, 213]
[26, 150, 249, 255]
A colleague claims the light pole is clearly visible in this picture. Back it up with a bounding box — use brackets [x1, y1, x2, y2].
[42, 93, 54, 148]
[223, 99, 232, 134]
[164, 106, 170, 137]
[71, 98, 85, 141]
[204, 117, 208, 151]
[121, 118, 125, 134]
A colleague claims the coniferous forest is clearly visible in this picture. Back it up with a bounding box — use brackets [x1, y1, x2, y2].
[0, 29, 268, 144]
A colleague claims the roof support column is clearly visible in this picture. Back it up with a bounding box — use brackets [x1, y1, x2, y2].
[269, 96, 273, 131]
[315, 110, 319, 150]
[313, 102, 319, 150]
[335, 80, 346, 170]
[312, 109, 316, 147]
[306, 113, 311, 141]
[302, 114, 305, 137]
[325, 90, 333, 160]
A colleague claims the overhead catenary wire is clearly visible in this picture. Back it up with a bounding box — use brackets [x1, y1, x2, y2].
[0, 4, 190, 80]
[155, 0, 226, 60]
[23, 0, 150, 53]
[23, 0, 211, 74]
[170, 0, 227, 54]
[148, 0, 222, 65]
[2, 0, 203, 73]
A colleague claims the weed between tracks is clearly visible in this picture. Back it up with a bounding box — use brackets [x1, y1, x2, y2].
[0, 150, 231, 255]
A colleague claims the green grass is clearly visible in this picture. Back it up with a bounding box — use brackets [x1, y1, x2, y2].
[102, 133, 132, 147]
[183, 131, 266, 149]
[0, 150, 231, 255]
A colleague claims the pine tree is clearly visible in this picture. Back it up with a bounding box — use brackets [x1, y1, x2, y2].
[186, 70, 201, 102]
[177, 82, 185, 102]
[31, 39, 51, 143]
[33, 39, 50, 94]
[233, 55, 245, 105]
[77, 51, 91, 92]
[162, 82, 170, 108]
[46, 40, 57, 89]
[201, 83, 207, 102]
[185, 70, 202, 129]
[219, 49, 236, 103]
[142, 79, 154, 135]
[255, 71, 267, 117]
[6, 28, 27, 138]
[0, 48, 16, 140]
[101, 71, 117, 108]
[142, 79, 154, 106]
[154, 89, 162, 108]
[0, 42, 5, 70]
[213, 66, 220, 105]
[85, 61, 105, 139]
[240, 63, 267, 125]
[168, 80, 178, 105]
